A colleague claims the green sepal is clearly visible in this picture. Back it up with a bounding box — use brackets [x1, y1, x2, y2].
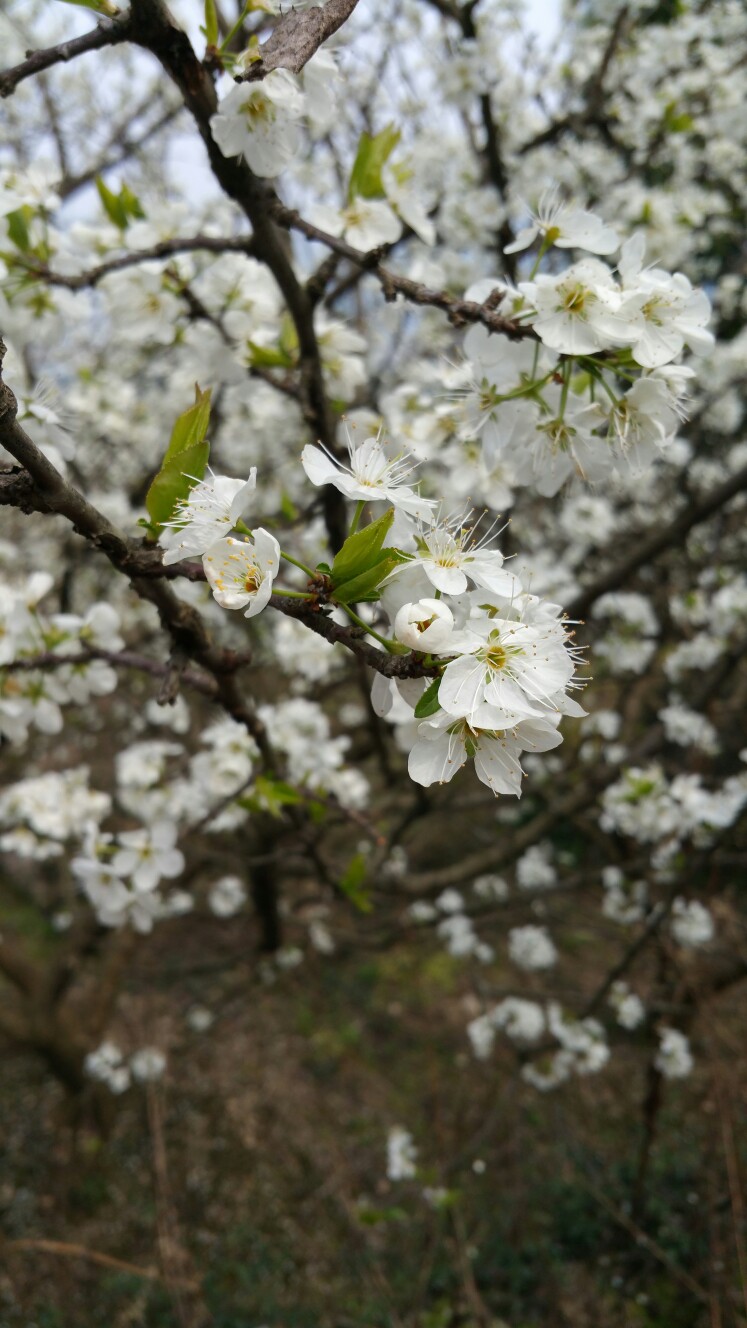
[338, 853, 372, 913]
[413, 677, 442, 719]
[348, 124, 401, 202]
[331, 508, 394, 584]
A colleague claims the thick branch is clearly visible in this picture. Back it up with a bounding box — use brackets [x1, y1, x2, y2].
[127, 0, 346, 548]
[239, 0, 362, 81]
[0, 347, 272, 758]
[0, 381, 437, 698]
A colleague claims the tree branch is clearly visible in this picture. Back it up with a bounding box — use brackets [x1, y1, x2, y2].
[127, 0, 347, 548]
[4, 647, 226, 699]
[17, 234, 257, 292]
[239, 0, 362, 81]
[270, 202, 535, 339]
[566, 461, 747, 620]
[0, 16, 131, 98]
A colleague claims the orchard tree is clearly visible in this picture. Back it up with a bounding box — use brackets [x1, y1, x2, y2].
[0, 0, 747, 1310]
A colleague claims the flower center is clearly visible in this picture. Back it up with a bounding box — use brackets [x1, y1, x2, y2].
[641, 296, 667, 326]
[562, 284, 592, 315]
[243, 94, 271, 126]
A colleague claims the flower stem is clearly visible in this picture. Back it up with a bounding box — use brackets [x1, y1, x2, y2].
[219, 2, 253, 52]
[528, 236, 551, 281]
[340, 604, 408, 654]
[280, 550, 316, 578]
[273, 588, 315, 600]
[348, 500, 366, 536]
[494, 371, 554, 406]
[559, 359, 573, 417]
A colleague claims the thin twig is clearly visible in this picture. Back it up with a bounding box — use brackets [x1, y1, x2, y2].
[6, 1238, 199, 1292]
[0, 17, 131, 98]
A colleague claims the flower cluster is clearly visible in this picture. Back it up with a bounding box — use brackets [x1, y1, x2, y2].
[163, 429, 583, 801]
[375, 554, 583, 798]
[454, 201, 712, 496]
[0, 573, 122, 746]
[85, 1041, 167, 1094]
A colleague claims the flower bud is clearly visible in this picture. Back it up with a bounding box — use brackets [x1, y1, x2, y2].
[394, 599, 456, 652]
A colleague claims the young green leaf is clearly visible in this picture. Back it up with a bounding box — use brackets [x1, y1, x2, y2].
[96, 178, 128, 230]
[119, 183, 145, 221]
[56, 0, 120, 15]
[413, 677, 442, 719]
[332, 551, 402, 604]
[241, 776, 304, 817]
[5, 208, 32, 253]
[331, 508, 394, 586]
[145, 441, 210, 531]
[247, 341, 295, 369]
[95, 178, 145, 230]
[339, 853, 372, 912]
[348, 124, 401, 202]
[163, 385, 212, 464]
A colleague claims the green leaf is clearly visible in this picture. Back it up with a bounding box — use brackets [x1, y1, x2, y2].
[96, 177, 128, 229]
[339, 853, 372, 913]
[119, 183, 145, 221]
[332, 551, 402, 604]
[247, 340, 295, 369]
[145, 441, 210, 531]
[662, 101, 693, 133]
[56, 0, 120, 14]
[414, 677, 442, 719]
[280, 492, 298, 522]
[244, 776, 304, 817]
[278, 312, 299, 360]
[144, 383, 213, 533]
[331, 508, 394, 585]
[348, 123, 401, 201]
[6, 207, 32, 253]
[204, 0, 219, 45]
[163, 385, 212, 465]
[95, 177, 145, 230]
[357, 1205, 408, 1226]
